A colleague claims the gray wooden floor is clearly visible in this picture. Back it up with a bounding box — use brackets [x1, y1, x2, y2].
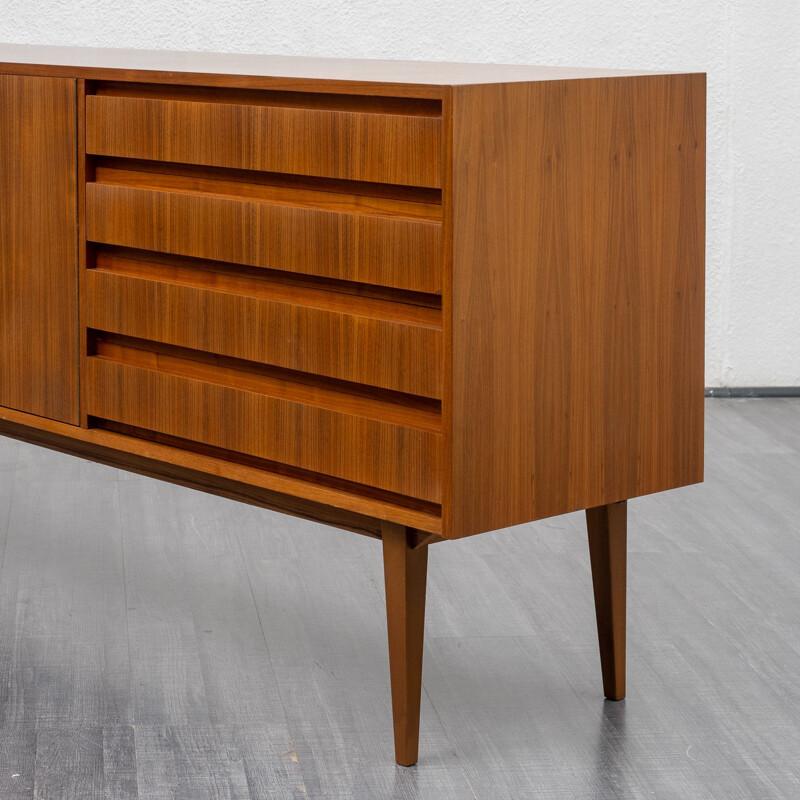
[0, 398, 798, 799]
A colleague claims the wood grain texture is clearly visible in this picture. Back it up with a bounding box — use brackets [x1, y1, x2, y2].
[101, 727, 138, 800]
[91, 161, 443, 221]
[86, 183, 442, 293]
[0, 473, 131, 728]
[77, 77, 91, 430]
[86, 92, 443, 189]
[0, 75, 78, 424]
[33, 729, 105, 799]
[586, 500, 627, 700]
[381, 522, 428, 767]
[446, 74, 706, 538]
[116, 479, 286, 728]
[0, 726, 35, 799]
[0, 407, 442, 534]
[86, 256, 442, 399]
[91, 337, 440, 432]
[85, 356, 442, 503]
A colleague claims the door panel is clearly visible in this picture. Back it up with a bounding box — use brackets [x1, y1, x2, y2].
[0, 75, 78, 423]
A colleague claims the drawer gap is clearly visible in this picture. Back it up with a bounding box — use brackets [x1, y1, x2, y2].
[87, 416, 442, 516]
[91, 157, 442, 219]
[88, 331, 442, 430]
[89, 81, 443, 117]
[91, 247, 443, 325]
[89, 245, 443, 309]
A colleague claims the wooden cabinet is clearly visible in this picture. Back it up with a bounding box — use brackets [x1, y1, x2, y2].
[0, 75, 78, 424]
[0, 45, 705, 767]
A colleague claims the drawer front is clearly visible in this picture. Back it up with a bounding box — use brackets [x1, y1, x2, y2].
[86, 262, 442, 399]
[86, 354, 441, 503]
[86, 183, 442, 294]
[86, 94, 442, 189]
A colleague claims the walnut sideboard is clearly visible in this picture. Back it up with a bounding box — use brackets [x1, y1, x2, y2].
[0, 44, 705, 766]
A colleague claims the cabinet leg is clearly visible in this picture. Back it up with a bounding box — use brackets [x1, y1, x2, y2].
[585, 501, 627, 701]
[381, 521, 428, 766]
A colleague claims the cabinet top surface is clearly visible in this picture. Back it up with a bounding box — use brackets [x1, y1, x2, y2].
[0, 42, 685, 87]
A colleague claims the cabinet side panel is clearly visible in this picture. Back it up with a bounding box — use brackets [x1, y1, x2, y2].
[448, 75, 705, 538]
[0, 75, 78, 424]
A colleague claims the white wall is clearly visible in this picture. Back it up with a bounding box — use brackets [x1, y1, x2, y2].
[2, 1, 798, 386]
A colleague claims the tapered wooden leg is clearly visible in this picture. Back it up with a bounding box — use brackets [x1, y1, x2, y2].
[586, 500, 627, 701]
[381, 521, 428, 767]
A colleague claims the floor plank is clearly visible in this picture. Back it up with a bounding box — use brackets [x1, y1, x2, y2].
[133, 726, 251, 800]
[103, 726, 139, 800]
[0, 476, 130, 727]
[33, 728, 105, 800]
[0, 725, 35, 799]
[0, 434, 18, 580]
[118, 478, 295, 727]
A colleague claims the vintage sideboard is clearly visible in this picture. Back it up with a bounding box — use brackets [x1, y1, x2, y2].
[0, 44, 705, 766]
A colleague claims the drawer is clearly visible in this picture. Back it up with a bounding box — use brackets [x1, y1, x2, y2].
[86, 253, 442, 399]
[85, 91, 443, 189]
[86, 183, 442, 294]
[85, 344, 442, 503]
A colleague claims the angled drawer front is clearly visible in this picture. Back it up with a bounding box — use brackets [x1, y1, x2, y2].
[82, 81, 445, 514]
[85, 349, 442, 503]
[86, 183, 442, 294]
[85, 92, 442, 189]
[86, 256, 442, 399]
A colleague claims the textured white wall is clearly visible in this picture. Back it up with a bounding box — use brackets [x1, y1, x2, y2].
[2, 1, 798, 386]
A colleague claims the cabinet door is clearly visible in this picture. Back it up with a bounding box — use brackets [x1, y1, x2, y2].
[0, 75, 78, 424]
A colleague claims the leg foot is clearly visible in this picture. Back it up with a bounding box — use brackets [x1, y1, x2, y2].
[586, 501, 627, 700]
[381, 521, 428, 766]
